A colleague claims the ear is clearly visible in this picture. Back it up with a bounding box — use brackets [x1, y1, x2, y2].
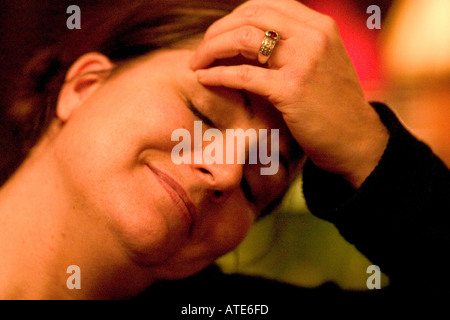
[56, 52, 114, 122]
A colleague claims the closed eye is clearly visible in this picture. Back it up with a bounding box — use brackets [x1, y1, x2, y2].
[240, 177, 256, 204]
[185, 99, 215, 128]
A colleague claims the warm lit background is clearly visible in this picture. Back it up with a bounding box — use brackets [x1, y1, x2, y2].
[1, 0, 449, 290]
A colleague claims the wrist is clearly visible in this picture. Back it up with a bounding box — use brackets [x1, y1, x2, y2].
[342, 104, 390, 188]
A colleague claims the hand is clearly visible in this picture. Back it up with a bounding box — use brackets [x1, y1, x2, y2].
[190, 0, 389, 188]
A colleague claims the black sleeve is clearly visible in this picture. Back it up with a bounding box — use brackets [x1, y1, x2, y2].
[302, 102, 450, 296]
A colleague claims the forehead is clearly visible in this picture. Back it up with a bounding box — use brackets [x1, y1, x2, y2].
[119, 49, 303, 165]
[140, 50, 287, 123]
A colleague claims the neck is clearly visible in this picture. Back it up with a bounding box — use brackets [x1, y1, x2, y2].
[0, 132, 155, 299]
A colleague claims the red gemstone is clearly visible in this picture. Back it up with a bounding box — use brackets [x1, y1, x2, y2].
[268, 31, 278, 39]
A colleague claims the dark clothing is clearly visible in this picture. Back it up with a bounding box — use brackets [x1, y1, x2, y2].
[136, 103, 450, 317]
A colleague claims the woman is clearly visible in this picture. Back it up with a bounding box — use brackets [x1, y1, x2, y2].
[0, 0, 305, 300]
[0, 0, 448, 305]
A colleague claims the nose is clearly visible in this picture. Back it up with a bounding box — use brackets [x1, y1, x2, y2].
[192, 162, 244, 199]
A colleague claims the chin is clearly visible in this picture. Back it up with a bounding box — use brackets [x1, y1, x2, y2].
[152, 252, 219, 281]
[116, 214, 190, 268]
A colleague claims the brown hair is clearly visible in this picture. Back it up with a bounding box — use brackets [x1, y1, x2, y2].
[0, 0, 244, 185]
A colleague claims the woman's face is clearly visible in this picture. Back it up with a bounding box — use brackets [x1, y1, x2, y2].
[52, 49, 300, 280]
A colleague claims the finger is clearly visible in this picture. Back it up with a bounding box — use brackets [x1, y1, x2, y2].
[203, 4, 300, 42]
[190, 26, 265, 70]
[203, 0, 319, 42]
[245, 0, 323, 23]
[241, 0, 320, 20]
[195, 65, 280, 101]
[191, 5, 301, 71]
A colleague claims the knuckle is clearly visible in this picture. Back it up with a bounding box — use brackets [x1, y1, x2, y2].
[322, 16, 338, 33]
[236, 65, 254, 82]
[310, 28, 330, 51]
[307, 16, 339, 50]
[242, 4, 263, 20]
[236, 26, 257, 46]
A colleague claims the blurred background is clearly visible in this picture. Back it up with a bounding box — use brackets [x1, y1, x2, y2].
[1, 0, 449, 290]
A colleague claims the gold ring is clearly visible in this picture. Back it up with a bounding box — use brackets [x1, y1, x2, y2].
[258, 30, 280, 64]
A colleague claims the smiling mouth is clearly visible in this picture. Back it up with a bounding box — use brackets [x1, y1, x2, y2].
[146, 164, 198, 226]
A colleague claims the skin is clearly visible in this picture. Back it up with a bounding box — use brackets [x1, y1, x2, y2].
[0, 48, 299, 299]
[0, 0, 389, 300]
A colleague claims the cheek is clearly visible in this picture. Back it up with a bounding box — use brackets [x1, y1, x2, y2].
[54, 139, 191, 266]
[51, 88, 192, 264]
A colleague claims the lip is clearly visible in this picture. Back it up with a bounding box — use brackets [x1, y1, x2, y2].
[146, 164, 198, 226]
